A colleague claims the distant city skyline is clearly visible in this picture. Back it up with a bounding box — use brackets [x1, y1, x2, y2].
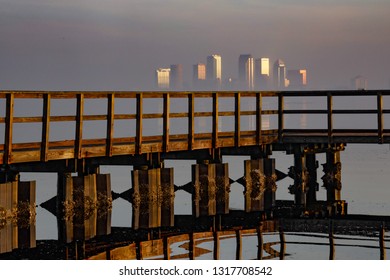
[1, 0, 389, 90]
[154, 53, 378, 91]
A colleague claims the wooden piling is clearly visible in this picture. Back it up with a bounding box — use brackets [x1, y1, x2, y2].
[279, 221, 286, 260]
[329, 220, 335, 260]
[132, 168, 162, 229]
[215, 163, 230, 215]
[306, 153, 318, 206]
[163, 236, 171, 260]
[257, 225, 263, 260]
[96, 174, 112, 236]
[161, 168, 174, 227]
[236, 229, 242, 260]
[263, 158, 276, 212]
[213, 231, 220, 260]
[380, 223, 386, 260]
[189, 232, 195, 260]
[17, 181, 36, 249]
[244, 159, 265, 212]
[192, 163, 217, 217]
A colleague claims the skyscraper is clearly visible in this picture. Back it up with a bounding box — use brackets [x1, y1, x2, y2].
[255, 57, 270, 90]
[155, 68, 170, 89]
[238, 54, 254, 90]
[206, 54, 222, 89]
[193, 63, 206, 90]
[273, 59, 287, 89]
[170, 64, 183, 90]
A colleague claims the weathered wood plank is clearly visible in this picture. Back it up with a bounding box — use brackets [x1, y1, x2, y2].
[377, 93, 383, 143]
[136, 93, 143, 154]
[212, 92, 218, 148]
[188, 93, 194, 150]
[163, 93, 170, 152]
[278, 92, 284, 142]
[235, 92, 241, 147]
[41, 94, 50, 162]
[4, 93, 14, 164]
[256, 92, 262, 145]
[75, 94, 84, 159]
[327, 93, 333, 144]
[110, 243, 137, 260]
[106, 94, 115, 157]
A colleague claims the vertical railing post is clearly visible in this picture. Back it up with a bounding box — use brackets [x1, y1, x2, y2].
[136, 93, 143, 154]
[377, 92, 384, 144]
[235, 92, 241, 147]
[75, 93, 84, 159]
[256, 92, 262, 145]
[212, 92, 219, 149]
[163, 93, 170, 152]
[278, 92, 284, 142]
[188, 93, 194, 150]
[327, 93, 333, 144]
[41, 93, 51, 162]
[4, 93, 14, 164]
[106, 93, 115, 157]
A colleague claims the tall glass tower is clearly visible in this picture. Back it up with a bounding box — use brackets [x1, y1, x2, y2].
[206, 55, 222, 88]
[239, 54, 254, 90]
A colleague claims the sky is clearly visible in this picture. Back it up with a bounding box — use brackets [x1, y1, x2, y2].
[1, 0, 390, 90]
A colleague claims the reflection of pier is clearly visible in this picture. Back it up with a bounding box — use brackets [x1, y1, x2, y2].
[1, 90, 390, 257]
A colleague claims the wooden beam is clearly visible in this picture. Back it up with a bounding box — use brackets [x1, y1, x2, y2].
[136, 93, 143, 154]
[327, 93, 333, 144]
[377, 92, 384, 144]
[213, 231, 220, 260]
[235, 92, 241, 147]
[106, 93, 115, 157]
[329, 219, 335, 260]
[188, 93, 194, 150]
[163, 93, 170, 152]
[41, 94, 51, 162]
[256, 92, 262, 145]
[236, 229, 242, 260]
[212, 92, 219, 148]
[278, 92, 284, 142]
[75, 94, 84, 159]
[4, 93, 14, 164]
[257, 225, 263, 260]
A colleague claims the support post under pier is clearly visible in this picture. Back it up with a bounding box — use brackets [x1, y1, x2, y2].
[131, 168, 174, 229]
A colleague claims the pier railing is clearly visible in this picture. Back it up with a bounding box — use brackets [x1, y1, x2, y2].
[1, 90, 390, 165]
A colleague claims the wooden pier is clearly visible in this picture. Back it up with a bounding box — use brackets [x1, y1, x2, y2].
[1, 90, 390, 256]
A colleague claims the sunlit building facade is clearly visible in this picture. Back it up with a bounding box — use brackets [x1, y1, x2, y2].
[238, 54, 254, 90]
[255, 57, 270, 90]
[155, 68, 170, 89]
[192, 63, 207, 90]
[206, 54, 222, 88]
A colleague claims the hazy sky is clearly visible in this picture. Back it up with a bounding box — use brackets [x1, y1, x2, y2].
[1, 0, 390, 90]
